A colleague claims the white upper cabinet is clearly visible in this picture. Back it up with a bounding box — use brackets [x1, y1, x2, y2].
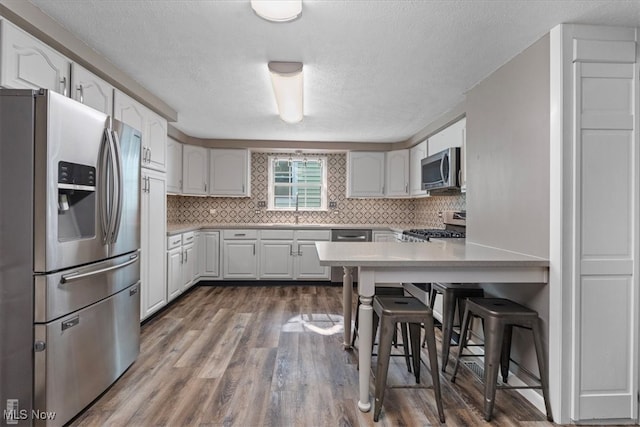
[409, 140, 428, 197]
[428, 117, 466, 155]
[70, 63, 114, 115]
[208, 148, 250, 197]
[182, 145, 208, 195]
[113, 89, 167, 172]
[384, 149, 409, 197]
[166, 136, 183, 194]
[145, 109, 167, 172]
[0, 20, 70, 95]
[346, 151, 385, 198]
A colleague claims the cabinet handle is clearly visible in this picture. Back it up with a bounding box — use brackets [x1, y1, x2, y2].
[77, 84, 84, 103]
[234, 233, 246, 237]
[405, 183, 408, 193]
[185, 250, 188, 263]
[297, 246, 303, 256]
[204, 182, 207, 192]
[252, 243, 255, 256]
[179, 179, 182, 190]
[242, 184, 245, 193]
[185, 236, 194, 242]
[148, 148, 152, 163]
[290, 244, 295, 256]
[60, 76, 67, 96]
[180, 251, 184, 264]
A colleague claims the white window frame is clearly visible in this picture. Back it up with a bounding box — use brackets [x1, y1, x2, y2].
[267, 155, 328, 211]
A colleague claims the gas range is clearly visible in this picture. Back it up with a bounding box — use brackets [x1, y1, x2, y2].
[401, 211, 466, 242]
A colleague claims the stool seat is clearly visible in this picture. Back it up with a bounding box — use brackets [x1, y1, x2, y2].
[372, 296, 445, 423]
[428, 282, 484, 371]
[451, 297, 553, 422]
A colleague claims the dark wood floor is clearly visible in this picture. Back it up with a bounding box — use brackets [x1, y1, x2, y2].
[69, 284, 557, 426]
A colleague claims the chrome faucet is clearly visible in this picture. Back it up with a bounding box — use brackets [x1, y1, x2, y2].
[294, 193, 300, 224]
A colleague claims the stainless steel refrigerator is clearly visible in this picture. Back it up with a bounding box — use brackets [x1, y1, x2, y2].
[0, 89, 141, 426]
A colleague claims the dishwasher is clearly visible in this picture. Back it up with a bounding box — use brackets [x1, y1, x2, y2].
[330, 229, 372, 283]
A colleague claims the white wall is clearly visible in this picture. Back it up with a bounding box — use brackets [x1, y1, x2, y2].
[464, 34, 551, 399]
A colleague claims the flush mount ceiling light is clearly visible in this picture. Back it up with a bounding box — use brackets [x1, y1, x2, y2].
[268, 61, 303, 123]
[251, 0, 302, 22]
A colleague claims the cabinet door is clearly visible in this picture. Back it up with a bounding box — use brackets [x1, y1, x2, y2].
[0, 20, 71, 95]
[182, 243, 196, 290]
[346, 152, 385, 198]
[145, 110, 167, 172]
[223, 240, 258, 279]
[203, 232, 220, 277]
[410, 140, 428, 197]
[166, 137, 183, 193]
[114, 90, 145, 132]
[70, 63, 114, 114]
[209, 149, 250, 196]
[259, 240, 294, 279]
[167, 247, 183, 302]
[182, 145, 208, 195]
[294, 241, 330, 279]
[428, 118, 465, 155]
[385, 149, 409, 197]
[141, 170, 167, 319]
[193, 232, 201, 280]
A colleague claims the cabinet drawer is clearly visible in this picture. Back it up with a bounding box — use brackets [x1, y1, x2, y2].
[296, 230, 331, 241]
[223, 229, 258, 240]
[261, 229, 295, 240]
[182, 231, 195, 245]
[167, 234, 182, 249]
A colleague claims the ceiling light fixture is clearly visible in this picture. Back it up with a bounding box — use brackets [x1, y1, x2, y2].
[268, 61, 303, 123]
[251, 0, 301, 22]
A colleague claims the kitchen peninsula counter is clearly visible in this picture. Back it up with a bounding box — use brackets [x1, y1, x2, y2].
[315, 240, 549, 413]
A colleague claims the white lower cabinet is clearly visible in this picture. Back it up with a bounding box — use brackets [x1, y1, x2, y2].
[167, 245, 183, 302]
[166, 231, 198, 302]
[223, 230, 258, 279]
[258, 229, 330, 280]
[202, 231, 220, 278]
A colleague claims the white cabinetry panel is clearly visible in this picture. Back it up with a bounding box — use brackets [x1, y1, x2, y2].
[141, 169, 167, 320]
[202, 232, 220, 277]
[166, 137, 183, 193]
[0, 20, 70, 95]
[260, 241, 294, 279]
[347, 151, 385, 198]
[209, 148, 250, 196]
[182, 145, 208, 195]
[409, 141, 428, 197]
[70, 63, 114, 114]
[385, 149, 409, 197]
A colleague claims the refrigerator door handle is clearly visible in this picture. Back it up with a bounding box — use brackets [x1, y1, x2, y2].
[105, 127, 119, 243]
[98, 128, 111, 245]
[61, 254, 139, 283]
[110, 129, 124, 243]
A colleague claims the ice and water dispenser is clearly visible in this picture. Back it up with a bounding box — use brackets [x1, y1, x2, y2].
[57, 161, 96, 241]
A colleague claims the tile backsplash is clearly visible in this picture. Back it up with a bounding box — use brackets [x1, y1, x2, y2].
[167, 152, 465, 228]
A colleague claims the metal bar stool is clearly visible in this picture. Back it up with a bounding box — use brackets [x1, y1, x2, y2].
[352, 286, 412, 373]
[451, 297, 553, 422]
[429, 282, 484, 371]
[372, 295, 445, 423]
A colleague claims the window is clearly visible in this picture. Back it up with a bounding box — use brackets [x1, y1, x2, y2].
[268, 156, 327, 211]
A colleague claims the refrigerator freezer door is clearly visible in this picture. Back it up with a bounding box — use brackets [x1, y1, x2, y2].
[33, 282, 140, 427]
[34, 251, 140, 323]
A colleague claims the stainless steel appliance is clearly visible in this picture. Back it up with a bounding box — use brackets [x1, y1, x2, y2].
[330, 229, 372, 282]
[421, 147, 461, 192]
[0, 89, 141, 427]
[401, 211, 466, 242]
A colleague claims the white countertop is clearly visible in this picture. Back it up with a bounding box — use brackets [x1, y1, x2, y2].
[315, 240, 549, 268]
[166, 223, 412, 235]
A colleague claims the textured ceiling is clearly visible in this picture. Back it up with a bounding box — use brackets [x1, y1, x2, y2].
[28, 0, 640, 143]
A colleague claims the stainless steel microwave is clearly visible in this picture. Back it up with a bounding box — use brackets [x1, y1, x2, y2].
[421, 147, 460, 192]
